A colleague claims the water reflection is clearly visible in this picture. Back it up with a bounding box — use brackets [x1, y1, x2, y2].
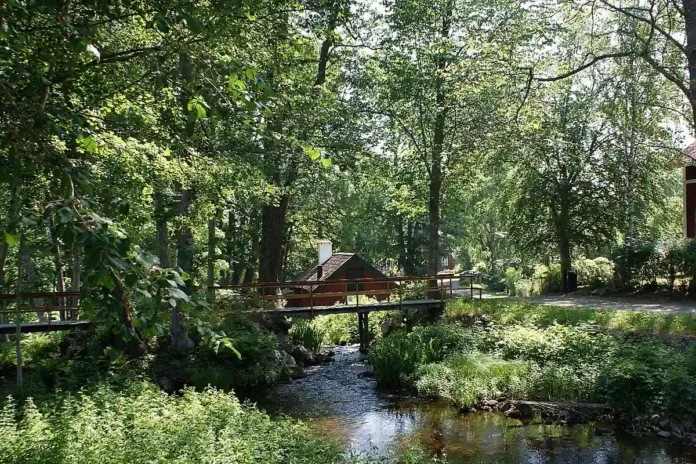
[244, 345, 696, 463]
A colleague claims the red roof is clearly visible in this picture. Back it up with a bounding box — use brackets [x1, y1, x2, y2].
[292, 253, 387, 290]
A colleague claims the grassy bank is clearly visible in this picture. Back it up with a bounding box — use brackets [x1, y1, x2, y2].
[0, 381, 438, 464]
[370, 300, 696, 419]
[446, 299, 696, 336]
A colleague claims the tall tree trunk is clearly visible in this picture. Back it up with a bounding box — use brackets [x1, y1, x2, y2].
[406, 220, 418, 275]
[72, 244, 81, 292]
[427, 0, 452, 293]
[686, 0, 696, 127]
[207, 216, 216, 302]
[244, 211, 261, 284]
[258, 2, 338, 285]
[223, 210, 236, 285]
[172, 186, 194, 352]
[282, 222, 293, 277]
[559, 236, 572, 292]
[396, 216, 408, 275]
[71, 244, 80, 320]
[20, 242, 45, 322]
[154, 190, 171, 268]
[1, 179, 18, 339]
[259, 195, 289, 283]
[48, 216, 66, 320]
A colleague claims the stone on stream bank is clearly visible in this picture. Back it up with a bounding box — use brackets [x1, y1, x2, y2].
[276, 345, 336, 381]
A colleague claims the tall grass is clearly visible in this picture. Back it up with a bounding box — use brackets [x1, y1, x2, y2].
[313, 312, 400, 345]
[289, 319, 324, 353]
[368, 332, 423, 387]
[415, 354, 529, 408]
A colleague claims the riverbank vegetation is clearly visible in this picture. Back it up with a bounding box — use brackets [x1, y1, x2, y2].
[0, 381, 441, 464]
[370, 301, 696, 424]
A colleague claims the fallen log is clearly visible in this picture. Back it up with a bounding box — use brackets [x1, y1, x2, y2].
[502, 400, 612, 424]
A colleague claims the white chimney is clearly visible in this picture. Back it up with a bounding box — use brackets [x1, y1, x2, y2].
[318, 240, 332, 265]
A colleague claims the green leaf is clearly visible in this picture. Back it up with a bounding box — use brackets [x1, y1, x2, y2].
[99, 272, 116, 292]
[58, 208, 74, 224]
[168, 288, 189, 300]
[222, 337, 242, 360]
[4, 233, 18, 246]
[320, 158, 332, 168]
[187, 98, 207, 119]
[303, 146, 321, 160]
[79, 136, 99, 153]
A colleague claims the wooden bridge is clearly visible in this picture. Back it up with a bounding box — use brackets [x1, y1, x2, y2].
[210, 274, 481, 351]
[0, 292, 87, 335]
[0, 275, 481, 350]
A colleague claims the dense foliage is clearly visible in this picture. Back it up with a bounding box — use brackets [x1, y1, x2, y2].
[370, 300, 696, 418]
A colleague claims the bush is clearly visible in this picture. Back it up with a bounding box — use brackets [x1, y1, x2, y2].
[503, 267, 523, 296]
[313, 312, 400, 345]
[546, 264, 562, 292]
[575, 257, 614, 288]
[289, 319, 323, 353]
[492, 323, 616, 367]
[415, 354, 529, 409]
[0, 382, 350, 464]
[369, 332, 424, 387]
[596, 340, 676, 414]
[412, 324, 482, 363]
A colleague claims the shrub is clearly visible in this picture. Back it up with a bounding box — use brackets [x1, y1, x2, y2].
[0, 382, 350, 464]
[415, 354, 529, 408]
[546, 264, 562, 292]
[412, 324, 482, 363]
[369, 332, 424, 387]
[289, 319, 323, 353]
[492, 323, 616, 367]
[575, 257, 614, 288]
[528, 363, 596, 401]
[503, 267, 523, 296]
[313, 312, 400, 345]
[596, 340, 675, 414]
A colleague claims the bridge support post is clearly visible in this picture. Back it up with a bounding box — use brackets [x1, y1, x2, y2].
[358, 312, 370, 353]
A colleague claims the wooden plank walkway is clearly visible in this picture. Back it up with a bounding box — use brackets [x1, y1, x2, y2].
[0, 320, 91, 335]
[265, 298, 444, 317]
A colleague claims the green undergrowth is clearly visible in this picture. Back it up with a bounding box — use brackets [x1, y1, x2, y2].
[446, 299, 696, 336]
[0, 381, 410, 464]
[289, 319, 324, 353]
[370, 300, 696, 418]
[312, 311, 401, 345]
[0, 310, 285, 396]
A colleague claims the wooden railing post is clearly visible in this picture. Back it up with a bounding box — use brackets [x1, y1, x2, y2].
[309, 285, 314, 319]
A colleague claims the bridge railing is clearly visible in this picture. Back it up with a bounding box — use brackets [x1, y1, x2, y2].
[0, 292, 82, 328]
[209, 275, 457, 315]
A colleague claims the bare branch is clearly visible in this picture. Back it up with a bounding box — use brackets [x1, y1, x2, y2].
[535, 51, 634, 82]
[599, 0, 686, 56]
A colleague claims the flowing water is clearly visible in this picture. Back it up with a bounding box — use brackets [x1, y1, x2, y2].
[245, 345, 696, 463]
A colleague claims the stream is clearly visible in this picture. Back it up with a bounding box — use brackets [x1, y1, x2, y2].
[245, 345, 696, 463]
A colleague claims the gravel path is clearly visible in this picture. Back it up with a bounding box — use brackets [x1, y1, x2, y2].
[524, 294, 696, 315]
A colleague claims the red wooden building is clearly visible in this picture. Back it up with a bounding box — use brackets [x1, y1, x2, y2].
[286, 241, 393, 308]
[684, 142, 696, 238]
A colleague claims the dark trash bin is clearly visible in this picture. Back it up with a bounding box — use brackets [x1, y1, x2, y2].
[563, 270, 577, 293]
